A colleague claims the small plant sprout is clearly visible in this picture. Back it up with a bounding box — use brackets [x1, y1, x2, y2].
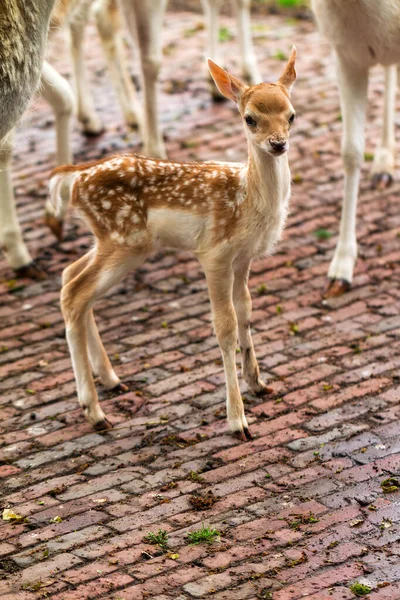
[349, 582, 372, 597]
[143, 529, 169, 550]
[186, 523, 221, 545]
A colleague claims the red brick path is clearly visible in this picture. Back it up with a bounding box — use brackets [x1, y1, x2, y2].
[1, 8, 400, 600]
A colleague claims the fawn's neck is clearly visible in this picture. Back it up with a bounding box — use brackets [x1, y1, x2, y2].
[246, 142, 290, 212]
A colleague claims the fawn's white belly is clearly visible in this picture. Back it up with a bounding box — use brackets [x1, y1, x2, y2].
[148, 208, 208, 251]
[312, 0, 400, 67]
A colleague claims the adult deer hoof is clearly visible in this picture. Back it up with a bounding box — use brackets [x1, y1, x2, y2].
[243, 427, 253, 440]
[323, 278, 351, 298]
[94, 417, 113, 431]
[254, 383, 274, 397]
[45, 213, 64, 241]
[15, 261, 47, 281]
[233, 427, 252, 442]
[371, 172, 393, 190]
[113, 382, 129, 393]
[81, 116, 105, 137]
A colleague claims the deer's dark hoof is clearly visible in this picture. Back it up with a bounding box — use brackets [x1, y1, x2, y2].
[94, 417, 113, 431]
[113, 382, 129, 393]
[243, 427, 253, 441]
[323, 278, 351, 299]
[371, 172, 393, 191]
[254, 384, 274, 397]
[15, 261, 47, 281]
[233, 427, 252, 442]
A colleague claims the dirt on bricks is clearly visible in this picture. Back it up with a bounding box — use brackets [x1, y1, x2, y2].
[1, 5, 400, 600]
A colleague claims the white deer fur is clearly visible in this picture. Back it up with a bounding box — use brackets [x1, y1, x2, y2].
[312, 0, 400, 296]
[50, 49, 296, 438]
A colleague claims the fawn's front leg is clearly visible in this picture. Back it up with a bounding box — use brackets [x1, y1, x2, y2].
[371, 65, 397, 190]
[233, 261, 269, 395]
[204, 263, 251, 441]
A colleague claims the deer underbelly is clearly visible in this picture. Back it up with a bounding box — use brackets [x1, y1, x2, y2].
[147, 208, 208, 251]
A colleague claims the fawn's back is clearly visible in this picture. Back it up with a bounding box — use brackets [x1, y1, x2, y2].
[62, 154, 249, 252]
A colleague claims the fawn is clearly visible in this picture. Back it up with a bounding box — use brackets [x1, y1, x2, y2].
[50, 48, 296, 439]
[312, 0, 400, 297]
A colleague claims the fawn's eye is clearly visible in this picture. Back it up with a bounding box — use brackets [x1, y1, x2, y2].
[289, 113, 296, 125]
[245, 115, 256, 127]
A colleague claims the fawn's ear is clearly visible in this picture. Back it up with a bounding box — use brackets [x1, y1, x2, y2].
[278, 46, 297, 95]
[207, 59, 247, 103]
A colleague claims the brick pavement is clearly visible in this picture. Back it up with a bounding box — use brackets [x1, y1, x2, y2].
[1, 6, 400, 600]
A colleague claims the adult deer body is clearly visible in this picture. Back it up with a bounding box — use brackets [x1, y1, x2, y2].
[312, 0, 400, 296]
[51, 49, 297, 439]
[0, 0, 68, 278]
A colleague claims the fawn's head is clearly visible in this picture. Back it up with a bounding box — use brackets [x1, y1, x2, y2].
[208, 47, 296, 157]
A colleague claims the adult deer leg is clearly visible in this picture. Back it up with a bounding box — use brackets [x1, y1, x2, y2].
[93, 0, 143, 130]
[325, 55, 368, 298]
[201, 0, 225, 101]
[119, 0, 167, 158]
[41, 60, 74, 240]
[371, 65, 397, 190]
[0, 132, 45, 279]
[69, 0, 104, 135]
[231, 0, 261, 84]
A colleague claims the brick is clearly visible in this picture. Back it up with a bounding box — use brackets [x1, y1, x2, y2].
[1, 10, 400, 600]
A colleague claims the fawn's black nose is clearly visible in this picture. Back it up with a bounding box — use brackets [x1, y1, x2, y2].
[269, 139, 287, 153]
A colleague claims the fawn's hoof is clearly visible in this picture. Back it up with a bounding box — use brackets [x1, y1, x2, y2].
[45, 213, 64, 242]
[113, 382, 129, 393]
[94, 417, 113, 431]
[371, 172, 393, 190]
[233, 427, 253, 442]
[15, 261, 47, 281]
[323, 278, 351, 298]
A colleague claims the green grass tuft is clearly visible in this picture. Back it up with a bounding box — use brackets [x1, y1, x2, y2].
[349, 582, 371, 597]
[143, 529, 169, 549]
[186, 523, 220, 545]
[313, 228, 333, 240]
[219, 27, 233, 42]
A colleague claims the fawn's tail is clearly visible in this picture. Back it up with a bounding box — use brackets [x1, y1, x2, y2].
[48, 165, 80, 220]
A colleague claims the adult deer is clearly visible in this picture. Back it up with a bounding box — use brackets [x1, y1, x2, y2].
[312, 0, 400, 297]
[0, 0, 71, 278]
[50, 48, 297, 439]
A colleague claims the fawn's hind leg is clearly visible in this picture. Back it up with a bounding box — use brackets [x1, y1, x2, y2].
[62, 249, 123, 391]
[61, 247, 142, 428]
